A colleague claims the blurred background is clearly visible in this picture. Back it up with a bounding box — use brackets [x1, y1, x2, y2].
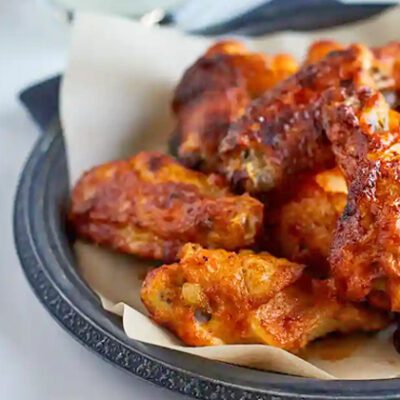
[45, 0, 398, 35]
[0, 1, 399, 400]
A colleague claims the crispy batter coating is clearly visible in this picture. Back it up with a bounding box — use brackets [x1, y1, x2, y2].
[69, 152, 263, 262]
[172, 40, 298, 171]
[141, 244, 388, 352]
[265, 168, 347, 276]
[219, 44, 398, 193]
[322, 86, 400, 310]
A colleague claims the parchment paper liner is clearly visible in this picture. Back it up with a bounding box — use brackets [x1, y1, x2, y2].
[61, 9, 400, 379]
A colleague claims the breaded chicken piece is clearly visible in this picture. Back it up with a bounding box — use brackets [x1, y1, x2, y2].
[219, 44, 397, 194]
[172, 40, 298, 171]
[265, 168, 347, 276]
[141, 244, 388, 352]
[69, 152, 263, 262]
[322, 86, 400, 310]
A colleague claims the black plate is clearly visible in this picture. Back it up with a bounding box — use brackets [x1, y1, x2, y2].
[13, 120, 400, 399]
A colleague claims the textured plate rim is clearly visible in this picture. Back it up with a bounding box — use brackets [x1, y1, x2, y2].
[13, 121, 400, 400]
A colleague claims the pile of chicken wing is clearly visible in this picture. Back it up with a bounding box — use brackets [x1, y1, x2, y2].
[70, 39, 400, 353]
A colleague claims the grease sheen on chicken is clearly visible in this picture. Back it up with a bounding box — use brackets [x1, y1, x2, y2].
[265, 168, 347, 276]
[172, 40, 299, 171]
[322, 86, 400, 311]
[141, 244, 388, 352]
[69, 152, 263, 262]
[220, 43, 399, 194]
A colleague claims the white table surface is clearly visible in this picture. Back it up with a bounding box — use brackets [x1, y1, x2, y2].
[0, 1, 185, 398]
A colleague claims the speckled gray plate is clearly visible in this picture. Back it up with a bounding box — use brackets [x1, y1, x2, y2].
[13, 120, 400, 399]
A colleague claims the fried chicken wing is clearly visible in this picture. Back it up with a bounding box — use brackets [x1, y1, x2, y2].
[172, 40, 298, 171]
[173, 40, 298, 111]
[250, 278, 387, 352]
[372, 42, 400, 108]
[305, 40, 345, 64]
[173, 88, 249, 171]
[219, 43, 398, 193]
[141, 244, 388, 352]
[69, 152, 263, 262]
[305, 40, 400, 77]
[322, 86, 400, 310]
[265, 168, 347, 276]
[372, 41, 400, 83]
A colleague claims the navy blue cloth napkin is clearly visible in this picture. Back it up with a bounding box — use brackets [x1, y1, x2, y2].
[20, 75, 61, 132]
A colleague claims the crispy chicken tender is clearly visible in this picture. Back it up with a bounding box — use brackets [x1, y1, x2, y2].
[69, 152, 263, 262]
[265, 168, 347, 276]
[172, 40, 298, 171]
[219, 43, 398, 194]
[141, 244, 388, 352]
[322, 86, 400, 310]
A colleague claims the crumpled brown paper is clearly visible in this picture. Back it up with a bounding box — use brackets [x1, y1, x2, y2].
[61, 9, 400, 379]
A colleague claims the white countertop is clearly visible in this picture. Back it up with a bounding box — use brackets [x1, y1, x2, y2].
[0, 1, 184, 398]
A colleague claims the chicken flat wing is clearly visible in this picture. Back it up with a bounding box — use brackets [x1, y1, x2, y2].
[69, 152, 263, 262]
[322, 86, 400, 310]
[219, 44, 398, 193]
[265, 168, 347, 277]
[141, 244, 388, 352]
[172, 40, 298, 171]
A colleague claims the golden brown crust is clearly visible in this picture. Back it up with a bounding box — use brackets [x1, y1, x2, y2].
[141, 244, 305, 346]
[219, 42, 400, 194]
[264, 168, 347, 277]
[250, 278, 387, 352]
[305, 40, 345, 64]
[141, 244, 388, 351]
[172, 40, 298, 171]
[322, 86, 400, 310]
[372, 41, 400, 82]
[69, 152, 264, 262]
[173, 40, 298, 111]
[219, 44, 380, 194]
[174, 88, 250, 171]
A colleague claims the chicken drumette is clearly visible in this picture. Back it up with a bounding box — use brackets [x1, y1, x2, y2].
[69, 152, 263, 262]
[142, 244, 388, 352]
